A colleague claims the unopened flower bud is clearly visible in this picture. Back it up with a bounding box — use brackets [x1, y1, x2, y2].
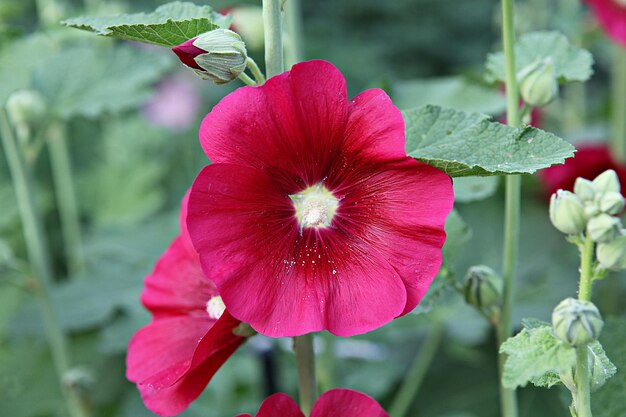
[172, 29, 247, 84]
[597, 234, 626, 270]
[552, 298, 603, 346]
[587, 214, 621, 243]
[519, 58, 558, 107]
[574, 177, 596, 202]
[463, 265, 502, 315]
[5, 89, 47, 136]
[592, 169, 620, 195]
[549, 190, 586, 235]
[599, 191, 625, 215]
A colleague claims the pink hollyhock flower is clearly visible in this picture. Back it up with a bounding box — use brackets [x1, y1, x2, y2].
[126, 194, 248, 416]
[585, 0, 626, 47]
[540, 143, 626, 196]
[142, 74, 202, 132]
[235, 388, 389, 417]
[187, 60, 454, 338]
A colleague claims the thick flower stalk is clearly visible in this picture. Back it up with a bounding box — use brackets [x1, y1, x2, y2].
[236, 388, 389, 417]
[187, 60, 454, 338]
[126, 194, 249, 417]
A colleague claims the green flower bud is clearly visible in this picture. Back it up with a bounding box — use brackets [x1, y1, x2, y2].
[463, 265, 502, 315]
[587, 213, 621, 243]
[172, 29, 248, 84]
[549, 190, 586, 235]
[597, 234, 626, 270]
[584, 203, 601, 219]
[574, 177, 597, 202]
[598, 191, 625, 215]
[519, 58, 559, 107]
[5, 89, 47, 136]
[552, 298, 603, 346]
[592, 169, 620, 195]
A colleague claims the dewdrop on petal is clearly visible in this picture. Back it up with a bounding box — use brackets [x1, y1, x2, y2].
[519, 58, 558, 107]
[587, 213, 621, 243]
[172, 29, 247, 84]
[597, 234, 626, 270]
[552, 298, 603, 346]
[549, 190, 586, 235]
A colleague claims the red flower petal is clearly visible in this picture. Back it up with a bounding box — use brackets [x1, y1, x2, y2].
[254, 393, 305, 417]
[311, 389, 389, 417]
[585, 0, 626, 47]
[126, 312, 244, 416]
[172, 37, 205, 70]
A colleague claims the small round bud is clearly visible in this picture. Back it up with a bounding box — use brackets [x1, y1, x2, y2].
[519, 58, 559, 107]
[587, 213, 621, 243]
[5, 89, 47, 135]
[172, 29, 248, 84]
[552, 298, 603, 346]
[549, 190, 586, 235]
[574, 177, 597, 202]
[597, 234, 626, 270]
[463, 265, 502, 315]
[598, 191, 625, 215]
[592, 169, 620, 195]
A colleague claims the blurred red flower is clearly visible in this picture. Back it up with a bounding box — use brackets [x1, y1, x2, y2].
[126, 193, 247, 416]
[540, 143, 626, 196]
[235, 388, 389, 417]
[187, 60, 453, 338]
[585, 0, 626, 47]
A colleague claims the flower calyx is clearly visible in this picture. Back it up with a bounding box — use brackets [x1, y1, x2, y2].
[463, 265, 502, 320]
[552, 298, 603, 347]
[518, 57, 558, 108]
[549, 190, 586, 235]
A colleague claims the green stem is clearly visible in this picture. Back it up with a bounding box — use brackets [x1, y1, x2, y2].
[578, 234, 594, 302]
[284, 0, 304, 68]
[294, 334, 317, 416]
[389, 323, 444, 417]
[575, 346, 593, 417]
[317, 333, 335, 392]
[246, 57, 266, 85]
[238, 72, 257, 86]
[497, 1, 521, 417]
[263, 0, 284, 78]
[47, 122, 86, 276]
[610, 44, 626, 163]
[0, 108, 88, 417]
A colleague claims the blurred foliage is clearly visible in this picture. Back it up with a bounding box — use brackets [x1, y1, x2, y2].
[0, 0, 625, 417]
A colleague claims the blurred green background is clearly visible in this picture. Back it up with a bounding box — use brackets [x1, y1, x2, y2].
[1, 0, 625, 416]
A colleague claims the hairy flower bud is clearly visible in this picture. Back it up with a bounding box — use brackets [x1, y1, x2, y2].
[463, 265, 502, 316]
[519, 58, 558, 107]
[599, 191, 625, 215]
[552, 298, 603, 346]
[587, 213, 621, 243]
[574, 177, 596, 202]
[5, 89, 47, 138]
[597, 234, 626, 270]
[592, 169, 620, 195]
[172, 29, 248, 84]
[549, 190, 586, 235]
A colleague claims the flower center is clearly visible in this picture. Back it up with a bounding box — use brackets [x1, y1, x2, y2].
[206, 296, 226, 319]
[289, 183, 339, 229]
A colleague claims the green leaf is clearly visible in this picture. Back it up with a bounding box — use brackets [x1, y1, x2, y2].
[62, 1, 231, 47]
[442, 209, 472, 267]
[404, 105, 575, 177]
[500, 325, 576, 389]
[593, 317, 626, 417]
[34, 45, 171, 119]
[587, 340, 617, 391]
[392, 75, 507, 114]
[453, 176, 499, 203]
[486, 31, 593, 84]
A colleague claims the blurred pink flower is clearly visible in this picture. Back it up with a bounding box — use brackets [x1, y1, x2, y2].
[540, 143, 626, 196]
[126, 193, 248, 416]
[585, 0, 626, 47]
[142, 74, 201, 132]
[236, 389, 389, 417]
[187, 60, 453, 338]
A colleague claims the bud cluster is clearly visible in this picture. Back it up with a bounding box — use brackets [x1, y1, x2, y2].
[549, 169, 626, 270]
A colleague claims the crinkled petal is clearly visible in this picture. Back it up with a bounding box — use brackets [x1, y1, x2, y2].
[199, 60, 405, 188]
[311, 389, 389, 417]
[127, 312, 244, 416]
[188, 163, 418, 337]
[141, 236, 217, 318]
[253, 393, 304, 417]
